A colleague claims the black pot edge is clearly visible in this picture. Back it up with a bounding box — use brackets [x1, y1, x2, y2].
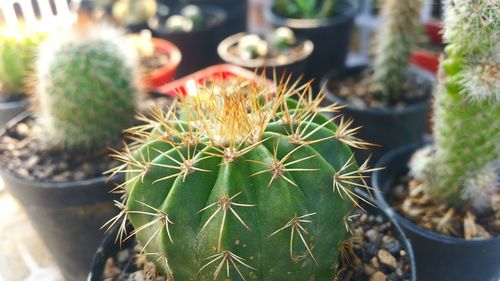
[264, 0, 359, 29]
[217, 32, 314, 68]
[0, 98, 28, 110]
[0, 112, 119, 198]
[87, 194, 417, 281]
[149, 4, 228, 36]
[372, 142, 500, 246]
[320, 64, 435, 115]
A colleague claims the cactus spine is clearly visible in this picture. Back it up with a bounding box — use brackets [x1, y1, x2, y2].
[0, 28, 45, 96]
[371, 0, 424, 102]
[107, 79, 376, 280]
[36, 24, 139, 149]
[411, 0, 500, 210]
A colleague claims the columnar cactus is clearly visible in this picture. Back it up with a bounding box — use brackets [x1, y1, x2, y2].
[0, 28, 45, 96]
[410, 0, 499, 211]
[107, 78, 376, 280]
[370, 0, 424, 102]
[36, 24, 139, 149]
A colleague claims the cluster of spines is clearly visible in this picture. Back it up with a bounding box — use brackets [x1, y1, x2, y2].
[105, 76, 380, 280]
[370, 0, 424, 102]
[410, 0, 499, 211]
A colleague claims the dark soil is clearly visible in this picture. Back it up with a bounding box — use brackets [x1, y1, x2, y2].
[0, 117, 121, 182]
[389, 175, 500, 239]
[99, 210, 411, 281]
[327, 69, 429, 110]
[140, 51, 170, 74]
[0, 94, 175, 183]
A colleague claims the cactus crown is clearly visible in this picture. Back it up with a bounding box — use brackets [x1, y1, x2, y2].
[274, 0, 337, 19]
[106, 77, 378, 280]
[36, 23, 139, 150]
[370, 0, 424, 103]
[0, 27, 45, 97]
[410, 0, 499, 211]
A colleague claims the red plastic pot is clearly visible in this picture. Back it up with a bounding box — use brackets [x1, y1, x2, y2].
[157, 64, 273, 96]
[425, 19, 443, 45]
[410, 49, 440, 74]
[142, 38, 182, 90]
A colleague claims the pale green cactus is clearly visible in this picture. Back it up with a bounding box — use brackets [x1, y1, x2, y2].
[36, 24, 139, 149]
[370, 0, 424, 102]
[0, 28, 45, 97]
[112, 0, 157, 25]
[410, 0, 500, 211]
[106, 78, 377, 280]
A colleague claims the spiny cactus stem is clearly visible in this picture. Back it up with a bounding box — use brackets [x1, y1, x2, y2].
[200, 250, 256, 281]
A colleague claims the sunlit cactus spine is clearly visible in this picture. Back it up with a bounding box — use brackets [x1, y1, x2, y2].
[0, 28, 45, 96]
[106, 78, 378, 280]
[410, 0, 500, 211]
[36, 24, 139, 149]
[370, 0, 424, 102]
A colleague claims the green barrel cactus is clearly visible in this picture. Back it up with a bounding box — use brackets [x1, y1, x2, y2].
[410, 0, 499, 211]
[0, 28, 45, 96]
[370, 0, 424, 102]
[36, 24, 139, 149]
[112, 0, 157, 26]
[107, 78, 376, 280]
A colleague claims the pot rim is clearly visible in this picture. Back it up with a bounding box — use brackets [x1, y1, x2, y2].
[0, 97, 28, 110]
[217, 32, 314, 68]
[373, 143, 500, 245]
[0, 112, 117, 189]
[142, 37, 182, 86]
[149, 4, 227, 36]
[265, 0, 359, 29]
[321, 64, 435, 115]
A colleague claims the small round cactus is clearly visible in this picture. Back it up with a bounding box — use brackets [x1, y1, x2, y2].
[0, 28, 45, 96]
[270, 27, 296, 51]
[113, 0, 157, 25]
[107, 77, 377, 280]
[36, 24, 139, 149]
[370, 0, 424, 102]
[181, 5, 203, 28]
[237, 34, 268, 59]
[410, 0, 500, 211]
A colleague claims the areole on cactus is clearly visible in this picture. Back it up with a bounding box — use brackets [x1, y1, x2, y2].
[410, 0, 499, 211]
[106, 77, 378, 280]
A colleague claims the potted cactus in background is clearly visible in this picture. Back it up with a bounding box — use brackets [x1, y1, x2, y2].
[217, 27, 313, 79]
[265, 0, 359, 80]
[149, 4, 227, 77]
[0, 27, 45, 127]
[88, 75, 416, 281]
[373, 1, 500, 280]
[112, 0, 158, 32]
[322, 0, 435, 163]
[0, 21, 140, 281]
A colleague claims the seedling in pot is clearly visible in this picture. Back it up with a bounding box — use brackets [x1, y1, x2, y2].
[402, 0, 500, 239]
[112, 0, 157, 28]
[104, 75, 393, 280]
[165, 5, 204, 33]
[236, 27, 298, 60]
[274, 0, 337, 19]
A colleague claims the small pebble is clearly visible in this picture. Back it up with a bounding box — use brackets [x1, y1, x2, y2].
[378, 249, 397, 269]
[370, 271, 387, 281]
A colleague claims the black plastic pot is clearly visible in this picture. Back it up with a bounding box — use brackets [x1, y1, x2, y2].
[149, 4, 227, 77]
[0, 99, 27, 128]
[372, 143, 500, 281]
[0, 114, 121, 281]
[322, 65, 434, 164]
[88, 194, 416, 281]
[265, 0, 358, 81]
[217, 32, 314, 79]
